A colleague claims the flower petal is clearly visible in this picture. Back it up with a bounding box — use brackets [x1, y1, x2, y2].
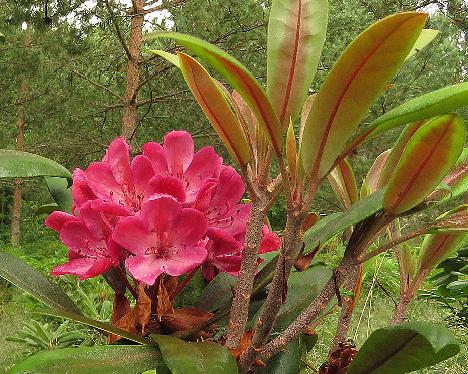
[112, 216, 156, 255]
[52, 257, 113, 279]
[210, 166, 245, 208]
[259, 225, 281, 254]
[85, 162, 123, 202]
[184, 146, 222, 194]
[167, 208, 207, 246]
[163, 244, 207, 276]
[125, 255, 165, 285]
[131, 155, 155, 196]
[45, 211, 77, 232]
[140, 197, 181, 234]
[147, 175, 186, 203]
[143, 142, 169, 175]
[163, 131, 194, 176]
[71, 169, 96, 207]
[104, 137, 132, 187]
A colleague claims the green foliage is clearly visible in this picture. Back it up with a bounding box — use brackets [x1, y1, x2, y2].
[151, 334, 238, 374]
[348, 321, 460, 374]
[6, 319, 91, 353]
[8, 345, 166, 374]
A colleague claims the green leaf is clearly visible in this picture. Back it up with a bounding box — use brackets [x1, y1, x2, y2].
[35, 203, 59, 216]
[177, 52, 250, 166]
[418, 233, 466, 272]
[356, 81, 468, 144]
[404, 28, 439, 60]
[8, 345, 166, 374]
[257, 337, 303, 374]
[301, 12, 427, 179]
[383, 114, 465, 214]
[274, 266, 333, 331]
[45, 176, 73, 212]
[0, 150, 71, 182]
[37, 308, 149, 345]
[144, 31, 283, 155]
[348, 321, 460, 374]
[151, 334, 238, 374]
[0, 251, 79, 313]
[196, 272, 236, 312]
[267, 0, 328, 126]
[328, 158, 358, 209]
[147, 49, 181, 67]
[303, 189, 385, 253]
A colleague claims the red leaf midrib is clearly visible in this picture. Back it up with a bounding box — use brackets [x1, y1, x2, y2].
[279, 0, 302, 125]
[311, 16, 417, 178]
[390, 121, 451, 211]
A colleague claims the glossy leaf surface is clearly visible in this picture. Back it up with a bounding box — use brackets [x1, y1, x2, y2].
[38, 308, 149, 345]
[357, 81, 468, 144]
[0, 150, 71, 181]
[348, 322, 460, 374]
[303, 189, 385, 253]
[267, 0, 328, 126]
[144, 31, 283, 155]
[418, 233, 466, 272]
[152, 334, 238, 374]
[0, 251, 79, 313]
[383, 114, 465, 214]
[404, 28, 439, 60]
[178, 52, 250, 166]
[9, 345, 166, 374]
[301, 12, 427, 178]
[45, 176, 72, 213]
[328, 159, 358, 208]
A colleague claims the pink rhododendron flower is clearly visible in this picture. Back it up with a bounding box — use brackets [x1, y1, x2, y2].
[143, 131, 222, 205]
[112, 197, 208, 285]
[45, 202, 122, 279]
[46, 130, 281, 284]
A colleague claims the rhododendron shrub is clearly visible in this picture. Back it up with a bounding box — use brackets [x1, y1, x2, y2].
[46, 132, 280, 284]
[1, 2, 468, 373]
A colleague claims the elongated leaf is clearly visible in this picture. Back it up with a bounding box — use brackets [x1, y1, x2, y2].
[267, 0, 328, 126]
[177, 52, 250, 166]
[404, 28, 439, 60]
[418, 233, 466, 272]
[274, 266, 333, 330]
[379, 121, 425, 187]
[427, 148, 468, 202]
[303, 189, 385, 253]
[348, 321, 460, 374]
[383, 114, 465, 214]
[45, 176, 72, 213]
[328, 158, 358, 209]
[38, 308, 149, 345]
[286, 120, 297, 180]
[361, 149, 390, 198]
[355, 81, 468, 144]
[144, 31, 283, 155]
[9, 345, 166, 374]
[196, 272, 236, 312]
[147, 49, 180, 67]
[151, 334, 238, 374]
[0, 150, 71, 181]
[35, 203, 59, 216]
[0, 251, 79, 313]
[301, 12, 427, 179]
[257, 336, 304, 374]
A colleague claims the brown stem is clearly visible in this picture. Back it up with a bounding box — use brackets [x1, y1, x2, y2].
[225, 199, 267, 349]
[330, 264, 362, 351]
[258, 214, 390, 364]
[390, 298, 412, 325]
[238, 214, 303, 371]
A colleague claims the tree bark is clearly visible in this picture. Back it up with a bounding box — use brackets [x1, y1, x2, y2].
[121, 0, 144, 141]
[11, 80, 27, 246]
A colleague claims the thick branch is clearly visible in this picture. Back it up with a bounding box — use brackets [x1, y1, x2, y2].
[225, 199, 267, 349]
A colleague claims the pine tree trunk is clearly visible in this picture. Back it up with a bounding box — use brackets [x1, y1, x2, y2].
[121, 0, 144, 141]
[11, 80, 27, 246]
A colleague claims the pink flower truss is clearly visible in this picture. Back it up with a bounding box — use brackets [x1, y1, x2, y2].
[112, 197, 208, 285]
[46, 130, 280, 284]
[45, 202, 122, 279]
